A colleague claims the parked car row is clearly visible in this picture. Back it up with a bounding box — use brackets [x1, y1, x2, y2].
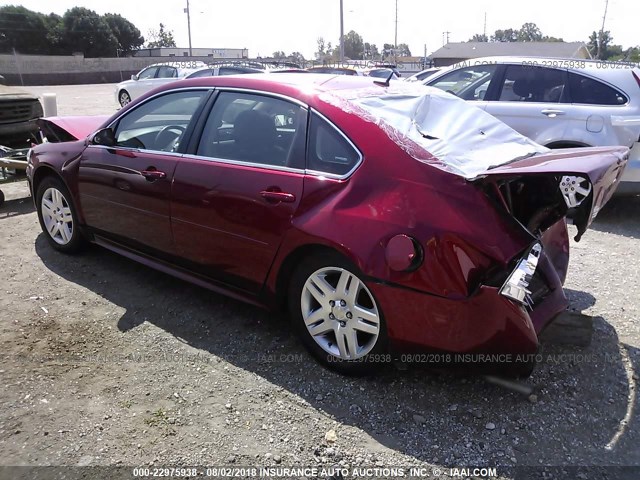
[420, 57, 640, 194]
[29, 74, 628, 376]
[115, 62, 401, 107]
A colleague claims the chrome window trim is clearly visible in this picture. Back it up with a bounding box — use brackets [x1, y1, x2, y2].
[99, 85, 363, 180]
[181, 153, 306, 175]
[211, 86, 309, 109]
[86, 144, 187, 159]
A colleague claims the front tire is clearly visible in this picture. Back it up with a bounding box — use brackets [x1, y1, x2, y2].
[288, 253, 388, 375]
[36, 176, 85, 253]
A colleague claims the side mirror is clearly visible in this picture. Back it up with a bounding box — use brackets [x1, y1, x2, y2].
[91, 127, 116, 147]
[131, 74, 138, 81]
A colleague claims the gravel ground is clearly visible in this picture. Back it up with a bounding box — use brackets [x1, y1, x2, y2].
[0, 85, 638, 480]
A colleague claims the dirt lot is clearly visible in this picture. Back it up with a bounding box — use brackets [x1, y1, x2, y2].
[0, 85, 639, 479]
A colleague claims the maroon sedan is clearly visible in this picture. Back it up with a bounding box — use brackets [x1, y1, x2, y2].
[27, 74, 628, 375]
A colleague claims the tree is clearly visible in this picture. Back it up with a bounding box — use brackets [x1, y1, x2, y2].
[0, 5, 50, 54]
[288, 51, 306, 66]
[588, 30, 623, 60]
[517, 23, 543, 42]
[468, 34, 488, 42]
[343, 30, 364, 59]
[272, 51, 286, 59]
[315, 37, 327, 60]
[492, 28, 518, 42]
[396, 43, 412, 56]
[364, 42, 380, 59]
[542, 35, 564, 42]
[104, 13, 144, 56]
[61, 7, 118, 57]
[44, 13, 65, 54]
[146, 23, 176, 48]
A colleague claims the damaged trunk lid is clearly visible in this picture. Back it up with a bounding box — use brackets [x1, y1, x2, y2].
[474, 146, 629, 240]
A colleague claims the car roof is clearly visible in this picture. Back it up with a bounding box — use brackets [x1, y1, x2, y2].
[157, 73, 392, 103]
[448, 56, 640, 73]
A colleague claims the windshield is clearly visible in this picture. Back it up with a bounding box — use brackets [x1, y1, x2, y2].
[319, 82, 548, 178]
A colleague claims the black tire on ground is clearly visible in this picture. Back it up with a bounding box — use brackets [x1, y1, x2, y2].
[0, 189, 4, 207]
[36, 176, 85, 254]
[288, 252, 389, 375]
[119, 90, 131, 107]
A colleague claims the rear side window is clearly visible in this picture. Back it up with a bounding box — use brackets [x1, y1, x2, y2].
[568, 73, 628, 105]
[307, 113, 360, 176]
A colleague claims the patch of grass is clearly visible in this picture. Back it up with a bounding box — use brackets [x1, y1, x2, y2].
[144, 408, 169, 427]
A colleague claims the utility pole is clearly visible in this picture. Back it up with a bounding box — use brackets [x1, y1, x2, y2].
[597, 0, 609, 60]
[483, 12, 487, 39]
[339, 0, 344, 63]
[394, 0, 398, 49]
[185, 0, 193, 57]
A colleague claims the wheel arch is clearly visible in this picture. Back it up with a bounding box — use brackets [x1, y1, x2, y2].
[272, 243, 358, 310]
[32, 165, 87, 226]
[32, 165, 64, 198]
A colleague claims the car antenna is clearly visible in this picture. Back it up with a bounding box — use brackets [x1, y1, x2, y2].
[374, 70, 395, 87]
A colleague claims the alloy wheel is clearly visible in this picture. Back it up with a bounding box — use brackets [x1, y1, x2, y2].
[301, 267, 380, 360]
[41, 187, 74, 245]
[119, 91, 131, 107]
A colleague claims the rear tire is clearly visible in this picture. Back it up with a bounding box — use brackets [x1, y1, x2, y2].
[36, 176, 85, 253]
[288, 252, 389, 375]
[119, 90, 131, 107]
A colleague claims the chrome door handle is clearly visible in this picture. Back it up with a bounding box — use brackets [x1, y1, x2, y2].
[260, 190, 296, 203]
[541, 109, 565, 117]
[141, 169, 166, 181]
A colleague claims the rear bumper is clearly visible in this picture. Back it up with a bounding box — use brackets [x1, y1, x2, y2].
[369, 250, 568, 357]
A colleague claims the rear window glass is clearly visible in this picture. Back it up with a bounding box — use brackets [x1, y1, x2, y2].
[307, 113, 360, 176]
[568, 73, 627, 105]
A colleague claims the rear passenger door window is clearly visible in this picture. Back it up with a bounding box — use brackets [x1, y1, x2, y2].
[307, 113, 361, 176]
[498, 65, 567, 103]
[568, 72, 627, 105]
[197, 92, 307, 169]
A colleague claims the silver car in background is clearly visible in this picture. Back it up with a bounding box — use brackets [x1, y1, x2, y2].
[424, 57, 640, 194]
[114, 62, 206, 107]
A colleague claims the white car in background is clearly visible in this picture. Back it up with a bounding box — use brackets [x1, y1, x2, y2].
[424, 57, 640, 194]
[405, 67, 442, 82]
[115, 62, 206, 107]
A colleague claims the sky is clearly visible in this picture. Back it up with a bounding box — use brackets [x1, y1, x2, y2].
[4, 0, 639, 59]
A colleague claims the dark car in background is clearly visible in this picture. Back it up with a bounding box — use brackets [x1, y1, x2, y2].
[0, 84, 43, 148]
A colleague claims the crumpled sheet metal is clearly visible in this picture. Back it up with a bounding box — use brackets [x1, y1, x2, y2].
[319, 82, 549, 179]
